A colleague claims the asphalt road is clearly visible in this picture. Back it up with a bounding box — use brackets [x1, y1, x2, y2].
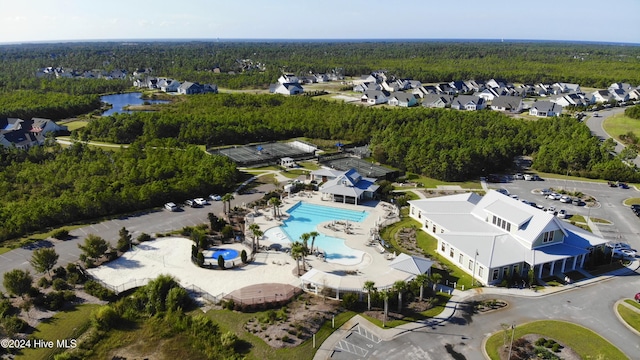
[0, 188, 271, 293]
[584, 107, 640, 167]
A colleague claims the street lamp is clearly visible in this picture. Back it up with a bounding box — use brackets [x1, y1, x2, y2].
[507, 322, 516, 359]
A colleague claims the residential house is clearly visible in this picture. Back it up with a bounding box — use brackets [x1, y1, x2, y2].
[353, 82, 382, 93]
[529, 101, 562, 117]
[314, 73, 329, 82]
[408, 191, 607, 286]
[436, 83, 456, 95]
[490, 96, 524, 113]
[272, 82, 304, 95]
[590, 90, 612, 103]
[449, 80, 470, 94]
[485, 78, 511, 89]
[158, 79, 180, 92]
[422, 94, 454, 108]
[610, 89, 629, 102]
[361, 90, 390, 105]
[477, 88, 502, 102]
[382, 79, 410, 92]
[533, 84, 549, 97]
[278, 74, 300, 84]
[550, 93, 589, 108]
[177, 81, 202, 95]
[552, 82, 581, 94]
[387, 92, 418, 107]
[609, 83, 633, 92]
[299, 75, 318, 84]
[408, 80, 423, 89]
[450, 95, 485, 111]
[628, 88, 640, 101]
[464, 80, 485, 93]
[317, 168, 379, 205]
[0, 118, 67, 149]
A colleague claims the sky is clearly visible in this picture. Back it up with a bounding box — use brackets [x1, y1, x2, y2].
[1, 0, 639, 44]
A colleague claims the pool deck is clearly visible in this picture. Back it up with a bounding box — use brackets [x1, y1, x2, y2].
[88, 191, 418, 303]
[250, 191, 417, 291]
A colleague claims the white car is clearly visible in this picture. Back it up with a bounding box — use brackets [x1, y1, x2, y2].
[510, 194, 519, 200]
[557, 210, 568, 219]
[194, 197, 209, 206]
[547, 193, 561, 200]
[559, 195, 572, 203]
[164, 202, 178, 212]
[546, 206, 556, 214]
[209, 194, 222, 201]
[540, 189, 552, 196]
[524, 174, 533, 181]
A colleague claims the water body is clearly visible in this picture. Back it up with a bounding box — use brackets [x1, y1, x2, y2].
[101, 92, 168, 116]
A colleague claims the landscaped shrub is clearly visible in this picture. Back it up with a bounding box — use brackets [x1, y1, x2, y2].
[53, 266, 67, 279]
[341, 292, 359, 310]
[91, 305, 120, 331]
[51, 228, 69, 240]
[552, 343, 561, 352]
[38, 277, 52, 288]
[52, 278, 68, 290]
[1, 315, 27, 336]
[84, 280, 116, 301]
[137, 233, 152, 242]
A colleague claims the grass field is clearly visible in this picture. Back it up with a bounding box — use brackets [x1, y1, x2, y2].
[360, 293, 451, 328]
[617, 304, 640, 333]
[603, 114, 640, 142]
[18, 304, 99, 360]
[485, 320, 628, 360]
[623, 198, 640, 206]
[624, 299, 640, 310]
[62, 120, 89, 131]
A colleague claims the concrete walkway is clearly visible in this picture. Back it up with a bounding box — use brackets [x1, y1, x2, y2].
[313, 259, 640, 359]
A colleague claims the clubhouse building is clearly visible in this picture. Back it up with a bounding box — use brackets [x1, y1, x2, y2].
[408, 191, 608, 286]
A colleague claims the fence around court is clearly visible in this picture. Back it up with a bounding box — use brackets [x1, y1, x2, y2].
[89, 277, 153, 295]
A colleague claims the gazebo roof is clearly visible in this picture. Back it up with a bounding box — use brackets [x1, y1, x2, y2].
[389, 253, 433, 275]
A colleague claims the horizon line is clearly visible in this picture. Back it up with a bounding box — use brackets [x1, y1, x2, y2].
[1, 37, 639, 46]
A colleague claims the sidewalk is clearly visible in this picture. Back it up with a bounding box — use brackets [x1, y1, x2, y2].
[313, 259, 640, 359]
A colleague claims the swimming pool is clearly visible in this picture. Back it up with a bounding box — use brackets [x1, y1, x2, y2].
[278, 202, 370, 265]
[204, 248, 239, 261]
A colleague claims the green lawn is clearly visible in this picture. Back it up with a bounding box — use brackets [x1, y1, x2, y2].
[623, 198, 640, 206]
[617, 304, 640, 333]
[603, 114, 640, 143]
[400, 173, 482, 189]
[380, 217, 474, 290]
[485, 320, 628, 360]
[297, 161, 321, 170]
[360, 293, 451, 328]
[62, 120, 88, 131]
[624, 299, 640, 310]
[18, 304, 99, 360]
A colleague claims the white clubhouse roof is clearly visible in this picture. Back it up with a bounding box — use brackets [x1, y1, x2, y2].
[389, 253, 434, 275]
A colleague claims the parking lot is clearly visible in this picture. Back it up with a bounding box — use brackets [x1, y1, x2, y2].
[489, 177, 640, 250]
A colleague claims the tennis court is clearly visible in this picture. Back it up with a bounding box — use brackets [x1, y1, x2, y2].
[319, 155, 398, 180]
[212, 142, 315, 167]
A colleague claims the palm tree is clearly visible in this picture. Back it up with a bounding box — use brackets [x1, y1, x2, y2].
[222, 193, 234, 216]
[429, 272, 442, 292]
[291, 241, 305, 276]
[380, 289, 390, 327]
[393, 280, 407, 313]
[363, 280, 376, 311]
[248, 223, 262, 253]
[414, 273, 429, 302]
[300, 232, 311, 254]
[268, 197, 282, 219]
[309, 231, 320, 254]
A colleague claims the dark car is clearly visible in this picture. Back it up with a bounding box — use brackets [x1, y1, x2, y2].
[635, 292, 640, 303]
[618, 182, 629, 189]
[607, 181, 617, 187]
[572, 198, 582, 206]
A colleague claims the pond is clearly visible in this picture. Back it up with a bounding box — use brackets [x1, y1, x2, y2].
[101, 92, 169, 116]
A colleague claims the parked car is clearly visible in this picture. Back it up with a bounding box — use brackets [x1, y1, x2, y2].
[524, 174, 533, 181]
[514, 173, 524, 180]
[209, 194, 222, 201]
[532, 175, 542, 181]
[510, 194, 519, 200]
[496, 188, 509, 196]
[618, 182, 629, 189]
[559, 195, 572, 203]
[546, 206, 556, 214]
[606, 242, 632, 250]
[547, 193, 561, 200]
[635, 292, 640, 303]
[613, 248, 636, 258]
[557, 210, 568, 219]
[184, 199, 201, 208]
[194, 197, 209, 206]
[164, 202, 178, 212]
[540, 189, 552, 196]
[593, 112, 600, 117]
[607, 181, 617, 187]
[571, 198, 582, 206]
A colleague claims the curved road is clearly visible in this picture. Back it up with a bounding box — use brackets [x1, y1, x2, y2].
[585, 107, 640, 167]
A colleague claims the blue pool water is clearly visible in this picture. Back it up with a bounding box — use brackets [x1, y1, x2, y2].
[207, 248, 239, 261]
[280, 202, 369, 265]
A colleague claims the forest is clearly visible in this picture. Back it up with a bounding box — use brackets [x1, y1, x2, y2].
[1, 41, 640, 91]
[1, 41, 639, 240]
[0, 142, 237, 241]
[77, 93, 640, 183]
